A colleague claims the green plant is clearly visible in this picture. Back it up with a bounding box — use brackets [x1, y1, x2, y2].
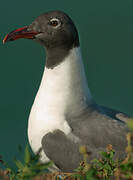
[115, 133, 133, 180]
[72, 120, 133, 180]
[72, 146, 98, 180]
[0, 145, 53, 180]
[92, 144, 118, 180]
[0, 119, 133, 180]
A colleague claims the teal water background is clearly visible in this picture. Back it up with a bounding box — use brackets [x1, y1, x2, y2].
[0, 0, 133, 162]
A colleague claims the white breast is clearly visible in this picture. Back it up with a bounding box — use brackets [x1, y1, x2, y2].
[28, 47, 92, 161]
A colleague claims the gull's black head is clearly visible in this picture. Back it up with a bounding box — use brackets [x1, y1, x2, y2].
[29, 10, 79, 49]
[3, 10, 79, 49]
[3, 10, 80, 68]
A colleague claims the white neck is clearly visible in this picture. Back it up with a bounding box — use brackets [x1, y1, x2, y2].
[34, 47, 92, 117]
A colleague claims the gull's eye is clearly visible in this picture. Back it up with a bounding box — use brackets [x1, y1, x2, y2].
[49, 18, 61, 27]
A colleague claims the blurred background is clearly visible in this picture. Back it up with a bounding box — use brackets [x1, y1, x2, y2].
[0, 0, 133, 163]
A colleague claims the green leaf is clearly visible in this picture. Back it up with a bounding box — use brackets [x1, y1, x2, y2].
[100, 151, 108, 158]
[127, 119, 133, 131]
[32, 161, 53, 170]
[72, 173, 84, 180]
[24, 145, 31, 164]
[14, 159, 24, 170]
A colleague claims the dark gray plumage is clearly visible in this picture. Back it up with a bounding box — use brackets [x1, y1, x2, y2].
[42, 104, 129, 172]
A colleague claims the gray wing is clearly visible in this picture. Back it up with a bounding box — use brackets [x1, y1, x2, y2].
[42, 104, 131, 172]
[69, 104, 129, 152]
[42, 130, 82, 172]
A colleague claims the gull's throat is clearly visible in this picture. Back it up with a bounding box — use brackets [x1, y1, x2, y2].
[36, 47, 92, 117]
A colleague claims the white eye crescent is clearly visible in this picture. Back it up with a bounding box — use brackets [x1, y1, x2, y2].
[50, 18, 61, 28]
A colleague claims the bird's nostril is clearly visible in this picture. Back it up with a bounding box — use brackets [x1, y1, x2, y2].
[27, 26, 33, 32]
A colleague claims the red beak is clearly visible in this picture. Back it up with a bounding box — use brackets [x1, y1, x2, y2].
[3, 26, 38, 44]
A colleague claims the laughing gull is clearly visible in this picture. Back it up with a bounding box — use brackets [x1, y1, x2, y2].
[3, 10, 131, 172]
